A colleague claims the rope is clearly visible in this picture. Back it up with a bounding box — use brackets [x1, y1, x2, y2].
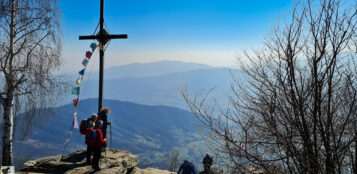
[93, 23, 100, 35]
[60, 125, 74, 160]
[103, 22, 112, 52]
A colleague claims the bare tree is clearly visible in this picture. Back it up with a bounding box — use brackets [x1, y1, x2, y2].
[0, 0, 64, 166]
[182, 0, 357, 173]
[169, 150, 180, 171]
[169, 150, 180, 172]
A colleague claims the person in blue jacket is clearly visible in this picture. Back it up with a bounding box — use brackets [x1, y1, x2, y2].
[178, 160, 196, 174]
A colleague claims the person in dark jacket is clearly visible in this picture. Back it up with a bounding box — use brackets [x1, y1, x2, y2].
[85, 121, 95, 164]
[92, 120, 107, 171]
[98, 107, 111, 144]
[202, 153, 213, 173]
[178, 160, 196, 174]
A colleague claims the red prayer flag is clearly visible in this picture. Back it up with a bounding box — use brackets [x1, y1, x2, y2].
[85, 51, 93, 59]
[73, 98, 79, 107]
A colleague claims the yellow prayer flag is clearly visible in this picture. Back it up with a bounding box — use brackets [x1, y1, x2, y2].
[76, 76, 83, 85]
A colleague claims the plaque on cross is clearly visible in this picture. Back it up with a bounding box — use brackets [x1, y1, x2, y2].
[79, 0, 127, 113]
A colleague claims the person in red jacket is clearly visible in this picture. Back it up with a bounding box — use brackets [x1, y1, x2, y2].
[92, 120, 107, 171]
[85, 121, 96, 164]
[98, 107, 111, 148]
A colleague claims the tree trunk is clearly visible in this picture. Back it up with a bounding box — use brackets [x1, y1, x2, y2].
[2, 0, 16, 166]
[2, 95, 14, 166]
[354, 139, 357, 174]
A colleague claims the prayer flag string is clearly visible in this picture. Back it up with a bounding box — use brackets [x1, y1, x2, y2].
[61, 42, 98, 160]
[70, 42, 98, 129]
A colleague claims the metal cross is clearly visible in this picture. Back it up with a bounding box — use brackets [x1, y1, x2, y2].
[79, 0, 127, 113]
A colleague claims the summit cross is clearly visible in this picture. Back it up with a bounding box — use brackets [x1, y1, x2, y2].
[79, 0, 127, 113]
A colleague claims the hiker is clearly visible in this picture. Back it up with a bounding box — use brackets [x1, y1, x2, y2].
[92, 120, 107, 171]
[178, 160, 196, 174]
[85, 121, 95, 164]
[202, 153, 213, 173]
[87, 114, 98, 127]
[98, 107, 111, 141]
[80, 114, 98, 135]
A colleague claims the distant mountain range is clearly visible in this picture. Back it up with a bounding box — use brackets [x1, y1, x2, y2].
[102, 60, 213, 79]
[75, 60, 233, 109]
[14, 99, 208, 169]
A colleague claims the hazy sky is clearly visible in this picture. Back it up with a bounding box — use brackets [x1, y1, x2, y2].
[59, 0, 292, 72]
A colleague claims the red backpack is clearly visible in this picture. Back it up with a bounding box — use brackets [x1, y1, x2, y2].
[79, 119, 88, 135]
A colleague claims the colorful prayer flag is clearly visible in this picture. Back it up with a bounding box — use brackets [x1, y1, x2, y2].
[82, 58, 89, 67]
[79, 69, 85, 76]
[72, 87, 80, 95]
[86, 51, 93, 59]
[73, 112, 79, 129]
[90, 42, 98, 52]
[73, 98, 79, 107]
[76, 76, 83, 85]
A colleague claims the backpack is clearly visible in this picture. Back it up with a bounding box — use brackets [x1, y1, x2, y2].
[80, 118, 96, 135]
[189, 162, 197, 173]
[80, 119, 88, 135]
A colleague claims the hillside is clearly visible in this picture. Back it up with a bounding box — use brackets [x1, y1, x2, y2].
[14, 99, 208, 169]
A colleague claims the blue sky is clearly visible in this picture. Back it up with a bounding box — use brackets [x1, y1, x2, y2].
[59, 0, 292, 72]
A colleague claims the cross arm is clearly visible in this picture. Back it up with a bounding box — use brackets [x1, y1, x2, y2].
[79, 35, 99, 40]
[107, 34, 128, 39]
[79, 34, 128, 40]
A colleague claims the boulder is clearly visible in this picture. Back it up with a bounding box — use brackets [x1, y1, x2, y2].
[134, 167, 176, 174]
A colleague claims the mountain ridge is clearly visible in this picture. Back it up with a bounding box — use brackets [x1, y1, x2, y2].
[88, 60, 214, 79]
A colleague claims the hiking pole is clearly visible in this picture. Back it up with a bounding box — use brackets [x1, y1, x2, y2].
[105, 126, 108, 167]
[110, 123, 112, 149]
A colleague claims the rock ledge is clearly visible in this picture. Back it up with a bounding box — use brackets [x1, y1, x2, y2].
[20, 149, 175, 174]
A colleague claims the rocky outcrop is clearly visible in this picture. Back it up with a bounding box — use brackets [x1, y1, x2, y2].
[134, 167, 175, 174]
[199, 168, 228, 174]
[20, 149, 175, 174]
[21, 149, 138, 174]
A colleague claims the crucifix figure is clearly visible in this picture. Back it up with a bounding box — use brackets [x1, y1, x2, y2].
[79, 0, 127, 113]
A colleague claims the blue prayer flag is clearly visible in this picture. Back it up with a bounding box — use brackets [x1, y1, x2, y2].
[82, 58, 89, 67]
[90, 43, 98, 52]
[79, 69, 85, 76]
